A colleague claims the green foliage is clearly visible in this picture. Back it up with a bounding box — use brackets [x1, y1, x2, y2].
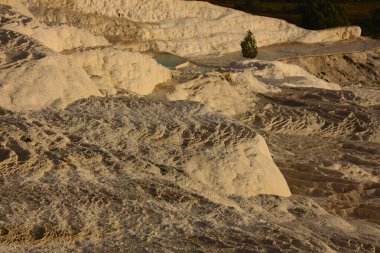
[240, 30, 258, 59]
[301, 0, 349, 29]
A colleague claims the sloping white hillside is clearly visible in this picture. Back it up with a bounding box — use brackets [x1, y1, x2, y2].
[0, 51, 102, 111]
[20, 0, 361, 56]
[0, 3, 109, 52]
[0, 47, 171, 111]
[167, 60, 339, 117]
[231, 60, 341, 90]
[0, 9, 171, 111]
[68, 48, 172, 95]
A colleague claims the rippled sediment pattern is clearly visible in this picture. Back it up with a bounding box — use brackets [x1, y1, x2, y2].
[240, 79, 380, 227]
[0, 96, 378, 252]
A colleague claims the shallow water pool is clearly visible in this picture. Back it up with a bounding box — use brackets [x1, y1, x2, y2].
[153, 52, 188, 68]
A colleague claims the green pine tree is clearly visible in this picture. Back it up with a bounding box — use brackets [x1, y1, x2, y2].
[241, 30, 258, 59]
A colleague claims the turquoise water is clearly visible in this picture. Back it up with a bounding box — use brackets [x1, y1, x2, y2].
[153, 53, 188, 68]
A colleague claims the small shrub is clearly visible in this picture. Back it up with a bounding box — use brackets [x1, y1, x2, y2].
[241, 30, 258, 59]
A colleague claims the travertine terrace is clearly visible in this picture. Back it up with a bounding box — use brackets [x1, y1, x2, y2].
[0, 0, 379, 252]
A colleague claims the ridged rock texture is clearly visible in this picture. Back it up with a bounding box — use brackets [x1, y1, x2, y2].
[0, 5, 171, 111]
[18, 0, 361, 56]
[0, 0, 379, 252]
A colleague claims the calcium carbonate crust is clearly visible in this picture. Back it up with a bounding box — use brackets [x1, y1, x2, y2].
[20, 0, 361, 57]
[0, 6, 171, 111]
[0, 1, 110, 52]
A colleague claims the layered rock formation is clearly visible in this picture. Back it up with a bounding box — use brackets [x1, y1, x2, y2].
[19, 0, 361, 56]
[0, 5, 171, 111]
[0, 0, 379, 252]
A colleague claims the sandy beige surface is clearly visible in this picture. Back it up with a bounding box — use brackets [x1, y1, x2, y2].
[0, 0, 379, 252]
[191, 38, 380, 66]
[1, 95, 379, 252]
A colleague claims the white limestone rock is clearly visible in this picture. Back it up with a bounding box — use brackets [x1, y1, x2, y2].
[20, 0, 361, 57]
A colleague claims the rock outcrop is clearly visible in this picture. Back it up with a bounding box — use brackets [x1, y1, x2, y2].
[18, 0, 361, 56]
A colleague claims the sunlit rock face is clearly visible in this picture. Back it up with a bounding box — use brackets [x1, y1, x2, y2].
[37, 95, 291, 198]
[0, 96, 292, 250]
[0, 3, 109, 52]
[1, 95, 378, 252]
[0, 2, 291, 199]
[19, 0, 360, 56]
[166, 60, 340, 117]
[0, 6, 171, 111]
[1, 1, 379, 252]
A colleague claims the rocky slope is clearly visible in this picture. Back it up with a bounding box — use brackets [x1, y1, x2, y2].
[0, 5, 171, 111]
[0, 4, 109, 52]
[285, 49, 380, 107]
[0, 0, 379, 252]
[1, 96, 378, 252]
[19, 0, 361, 57]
